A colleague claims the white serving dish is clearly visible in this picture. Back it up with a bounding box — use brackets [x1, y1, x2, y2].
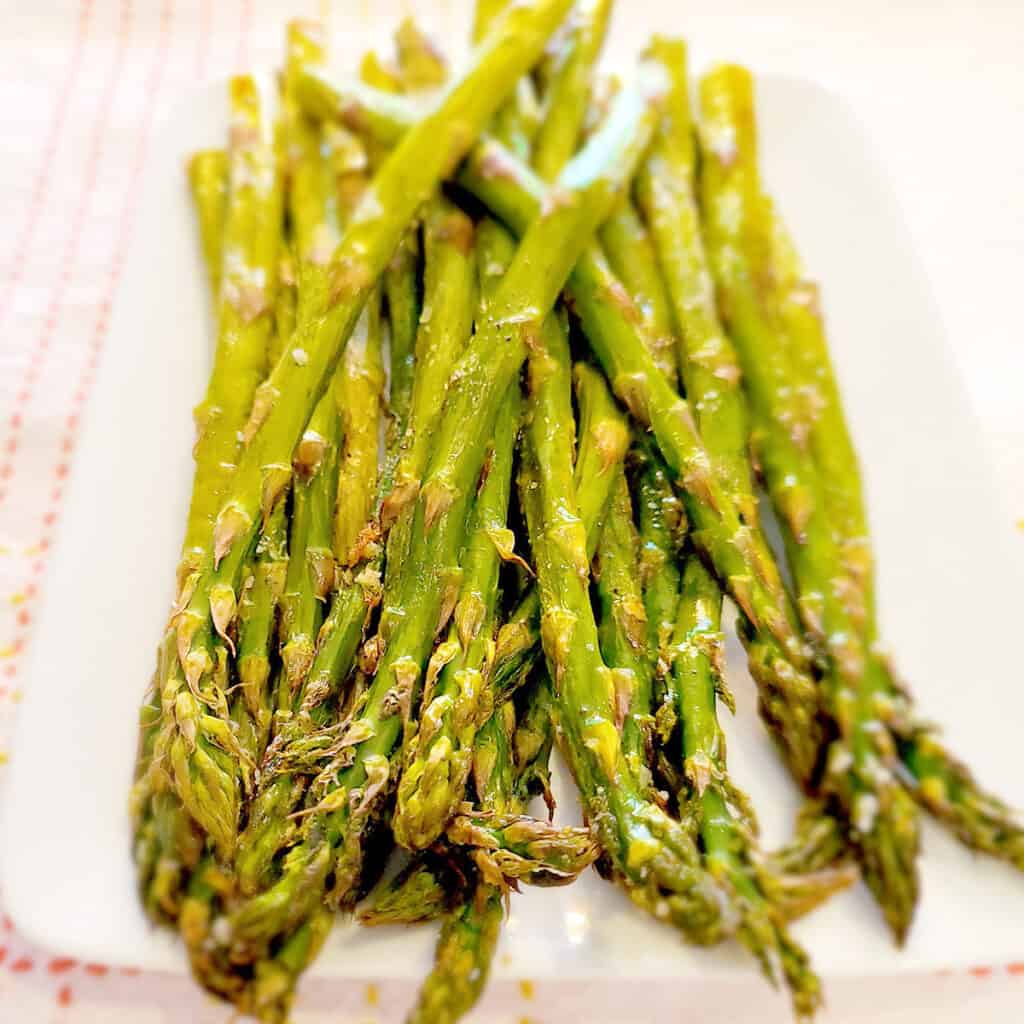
[3, 7, 1023, 1017]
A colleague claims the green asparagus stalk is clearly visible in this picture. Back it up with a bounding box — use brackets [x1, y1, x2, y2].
[360, 50, 404, 94]
[531, 0, 613, 181]
[472, 0, 542, 160]
[233, 22, 382, 897]
[405, 674, 582, 1024]
[383, 228, 420, 439]
[235, 502, 288, 757]
[366, 36, 420, 474]
[392, 259, 517, 852]
[359, 857, 460, 926]
[698, 64, 919, 940]
[521, 310, 729, 944]
[235, 304, 387, 897]
[138, 75, 284, 866]
[275, 21, 349, 708]
[278, 392, 339, 704]
[380, 198, 477, 533]
[332, 297, 386, 567]
[599, 198, 678, 382]
[272, 248, 296, 367]
[489, 361, 630, 698]
[594, 472, 658, 793]
[187, 149, 229, 303]
[301, 76, 825, 784]
[219, 73, 661, 974]
[634, 442, 685, 732]
[634, 39, 752, 522]
[394, 17, 448, 90]
[671, 553, 822, 1016]
[400, 708, 514, 1023]
[166, 0, 576, 875]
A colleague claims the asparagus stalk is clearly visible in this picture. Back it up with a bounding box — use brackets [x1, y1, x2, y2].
[698, 64, 920, 940]
[394, 17, 448, 90]
[521, 310, 729, 944]
[302, 76, 825, 783]
[472, 0, 542, 160]
[233, 22, 381, 896]
[332, 297, 386, 566]
[272, 248, 296, 367]
[391, 226, 515, 851]
[278, 393, 339, 704]
[138, 75, 284, 867]
[359, 856, 460, 926]
[235, 303, 387, 897]
[219, 74, 662, 974]
[599, 198, 678, 382]
[671, 553, 822, 1015]
[406, 674, 583, 1024]
[383, 228, 420, 438]
[165, 0, 576, 873]
[187, 149, 229, 303]
[489, 361, 630, 698]
[634, 442, 686, 741]
[380, 198, 477, 533]
[530, 0, 613, 181]
[594, 472, 658, 793]
[405, 700, 519, 1024]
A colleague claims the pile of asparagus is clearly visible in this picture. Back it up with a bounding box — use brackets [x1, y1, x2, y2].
[131, 3, 1024, 1021]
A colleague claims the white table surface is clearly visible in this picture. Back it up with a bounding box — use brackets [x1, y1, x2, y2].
[0, 1, 1020, 1020]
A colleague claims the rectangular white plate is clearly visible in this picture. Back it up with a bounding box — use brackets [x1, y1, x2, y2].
[4, 8, 1023, 1009]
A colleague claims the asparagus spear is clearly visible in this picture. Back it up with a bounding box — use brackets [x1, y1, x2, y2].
[594, 472, 658, 793]
[671, 553, 821, 1015]
[233, 23, 381, 896]
[471, 0, 542, 160]
[406, 674, 585, 1024]
[137, 75, 284, 869]
[521, 309, 730, 943]
[380, 198, 477, 535]
[531, 0, 613, 181]
[187, 149, 229, 303]
[405, 700, 517, 1024]
[489, 360, 630, 699]
[393, 383, 521, 849]
[302, 77, 825, 783]
[278, 394, 339, 705]
[394, 17, 448, 90]
[272, 248, 297, 367]
[219, 73, 662, 973]
[391, 225, 514, 851]
[164, 0, 576, 873]
[634, 442, 685, 740]
[698, 64, 919, 940]
[599, 198, 678, 382]
[359, 856, 460, 926]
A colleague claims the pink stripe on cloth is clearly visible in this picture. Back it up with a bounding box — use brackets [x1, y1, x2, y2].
[0, 0, 96, 340]
[0, 0, 135, 507]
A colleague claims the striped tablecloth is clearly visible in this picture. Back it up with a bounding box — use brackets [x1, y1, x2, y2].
[0, 1, 1021, 1020]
